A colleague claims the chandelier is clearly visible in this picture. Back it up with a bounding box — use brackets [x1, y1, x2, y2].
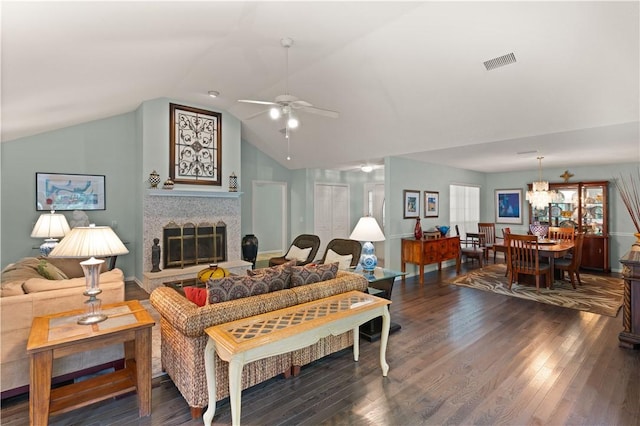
[526, 156, 559, 210]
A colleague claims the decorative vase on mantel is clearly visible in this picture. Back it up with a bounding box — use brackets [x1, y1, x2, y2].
[414, 218, 423, 240]
[148, 170, 161, 189]
[163, 178, 174, 190]
[229, 172, 238, 192]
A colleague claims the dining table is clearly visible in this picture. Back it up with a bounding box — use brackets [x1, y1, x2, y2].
[493, 239, 574, 288]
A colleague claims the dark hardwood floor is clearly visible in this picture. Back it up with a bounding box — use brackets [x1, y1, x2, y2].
[2, 263, 639, 425]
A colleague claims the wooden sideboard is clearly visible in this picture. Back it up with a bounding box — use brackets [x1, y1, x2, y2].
[619, 249, 640, 349]
[401, 236, 461, 285]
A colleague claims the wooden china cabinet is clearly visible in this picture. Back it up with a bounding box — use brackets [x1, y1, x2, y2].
[528, 180, 609, 271]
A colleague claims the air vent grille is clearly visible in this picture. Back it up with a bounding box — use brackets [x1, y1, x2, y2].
[484, 52, 517, 71]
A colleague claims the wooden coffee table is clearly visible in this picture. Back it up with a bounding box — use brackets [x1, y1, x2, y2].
[202, 291, 391, 426]
[26, 300, 155, 425]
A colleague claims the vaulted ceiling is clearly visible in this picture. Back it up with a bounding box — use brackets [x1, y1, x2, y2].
[2, 1, 638, 173]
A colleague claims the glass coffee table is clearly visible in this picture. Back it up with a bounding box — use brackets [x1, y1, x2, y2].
[351, 267, 405, 342]
[163, 278, 203, 295]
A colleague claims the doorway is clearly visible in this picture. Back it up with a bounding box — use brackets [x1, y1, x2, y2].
[364, 183, 385, 266]
[252, 181, 287, 259]
[314, 183, 350, 256]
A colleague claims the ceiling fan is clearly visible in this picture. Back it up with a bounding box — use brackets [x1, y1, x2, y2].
[238, 37, 340, 128]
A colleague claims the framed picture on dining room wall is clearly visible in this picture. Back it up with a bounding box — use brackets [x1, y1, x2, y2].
[495, 188, 523, 224]
[403, 189, 420, 218]
[424, 191, 439, 218]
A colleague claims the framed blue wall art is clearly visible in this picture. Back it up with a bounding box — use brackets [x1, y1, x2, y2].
[403, 189, 420, 218]
[495, 188, 522, 224]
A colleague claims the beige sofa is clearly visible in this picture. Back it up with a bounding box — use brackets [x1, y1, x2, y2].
[0, 257, 125, 398]
[150, 269, 368, 418]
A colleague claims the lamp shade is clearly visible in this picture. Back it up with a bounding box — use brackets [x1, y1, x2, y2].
[49, 224, 129, 258]
[349, 216, 385, 242]
[30, 211, 70, 239]
[349, 216, 385, 272]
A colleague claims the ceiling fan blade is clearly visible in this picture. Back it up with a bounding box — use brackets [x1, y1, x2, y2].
[238, 99, 278, 106]
[290, 99, 312, 107]
[244, 109, 270, 120]
[298, 105, 340, 118]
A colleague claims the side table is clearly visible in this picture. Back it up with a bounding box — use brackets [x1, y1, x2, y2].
[26, 300, 155, 425]
[354, 267, 405, 341]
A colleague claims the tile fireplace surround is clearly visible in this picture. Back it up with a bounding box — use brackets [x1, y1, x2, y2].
[141, 190, 251, 292]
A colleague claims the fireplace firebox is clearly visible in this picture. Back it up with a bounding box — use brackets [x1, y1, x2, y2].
[163, 221, 227, 268]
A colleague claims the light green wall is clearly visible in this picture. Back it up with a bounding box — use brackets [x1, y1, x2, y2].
[385, 156, 487, 273]
[297, 168, 385, 240]
[240, 143, 385, 251]
[240, 139, 292, 241]
[1, 112, 139, 275]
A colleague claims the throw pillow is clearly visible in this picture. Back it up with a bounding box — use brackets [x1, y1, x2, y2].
[325, 249, 353, 270]
[0, 281, 26, 297]
[207, 275, 270, 304]
[260, 267, 291, 292]
[45, 257, 107, 278]
[284, 245, 312, 262]
[290, 262, 339, 287]
[247, 260, 296, 288]
[247, 259, 296, 276]
[37, 260, 69, 280]
[184, 287, 207, 307]
[1, 259, 42, 284]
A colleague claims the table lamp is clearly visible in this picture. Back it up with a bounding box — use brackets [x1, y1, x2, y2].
[30, 211, 71, 256]
[50, 224, 129, 325]
[349, 216, 386, 272]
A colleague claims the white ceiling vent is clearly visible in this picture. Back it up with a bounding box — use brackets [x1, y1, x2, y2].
[484, 52, 517, 71]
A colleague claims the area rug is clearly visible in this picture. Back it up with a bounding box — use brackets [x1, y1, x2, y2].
[139, 298, 164, 378]
[445, 264, 623, 317]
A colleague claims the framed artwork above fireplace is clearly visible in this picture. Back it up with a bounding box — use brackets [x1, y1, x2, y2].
[169, 103, 222, 186]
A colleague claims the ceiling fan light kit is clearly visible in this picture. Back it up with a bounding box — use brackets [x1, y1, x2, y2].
[269, 107, 281, 119]
[287, 114, 299, 129]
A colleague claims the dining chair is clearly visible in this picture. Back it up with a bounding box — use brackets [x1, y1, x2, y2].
[455, 225, 471, 245]
[478, 223, 498, 263]
[548, 226, 575, 242]
[506, 233, 552, 292]
[493, 227, 511, 263]
[554, 232, 585, 288]
[460, 232, 486, 268]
